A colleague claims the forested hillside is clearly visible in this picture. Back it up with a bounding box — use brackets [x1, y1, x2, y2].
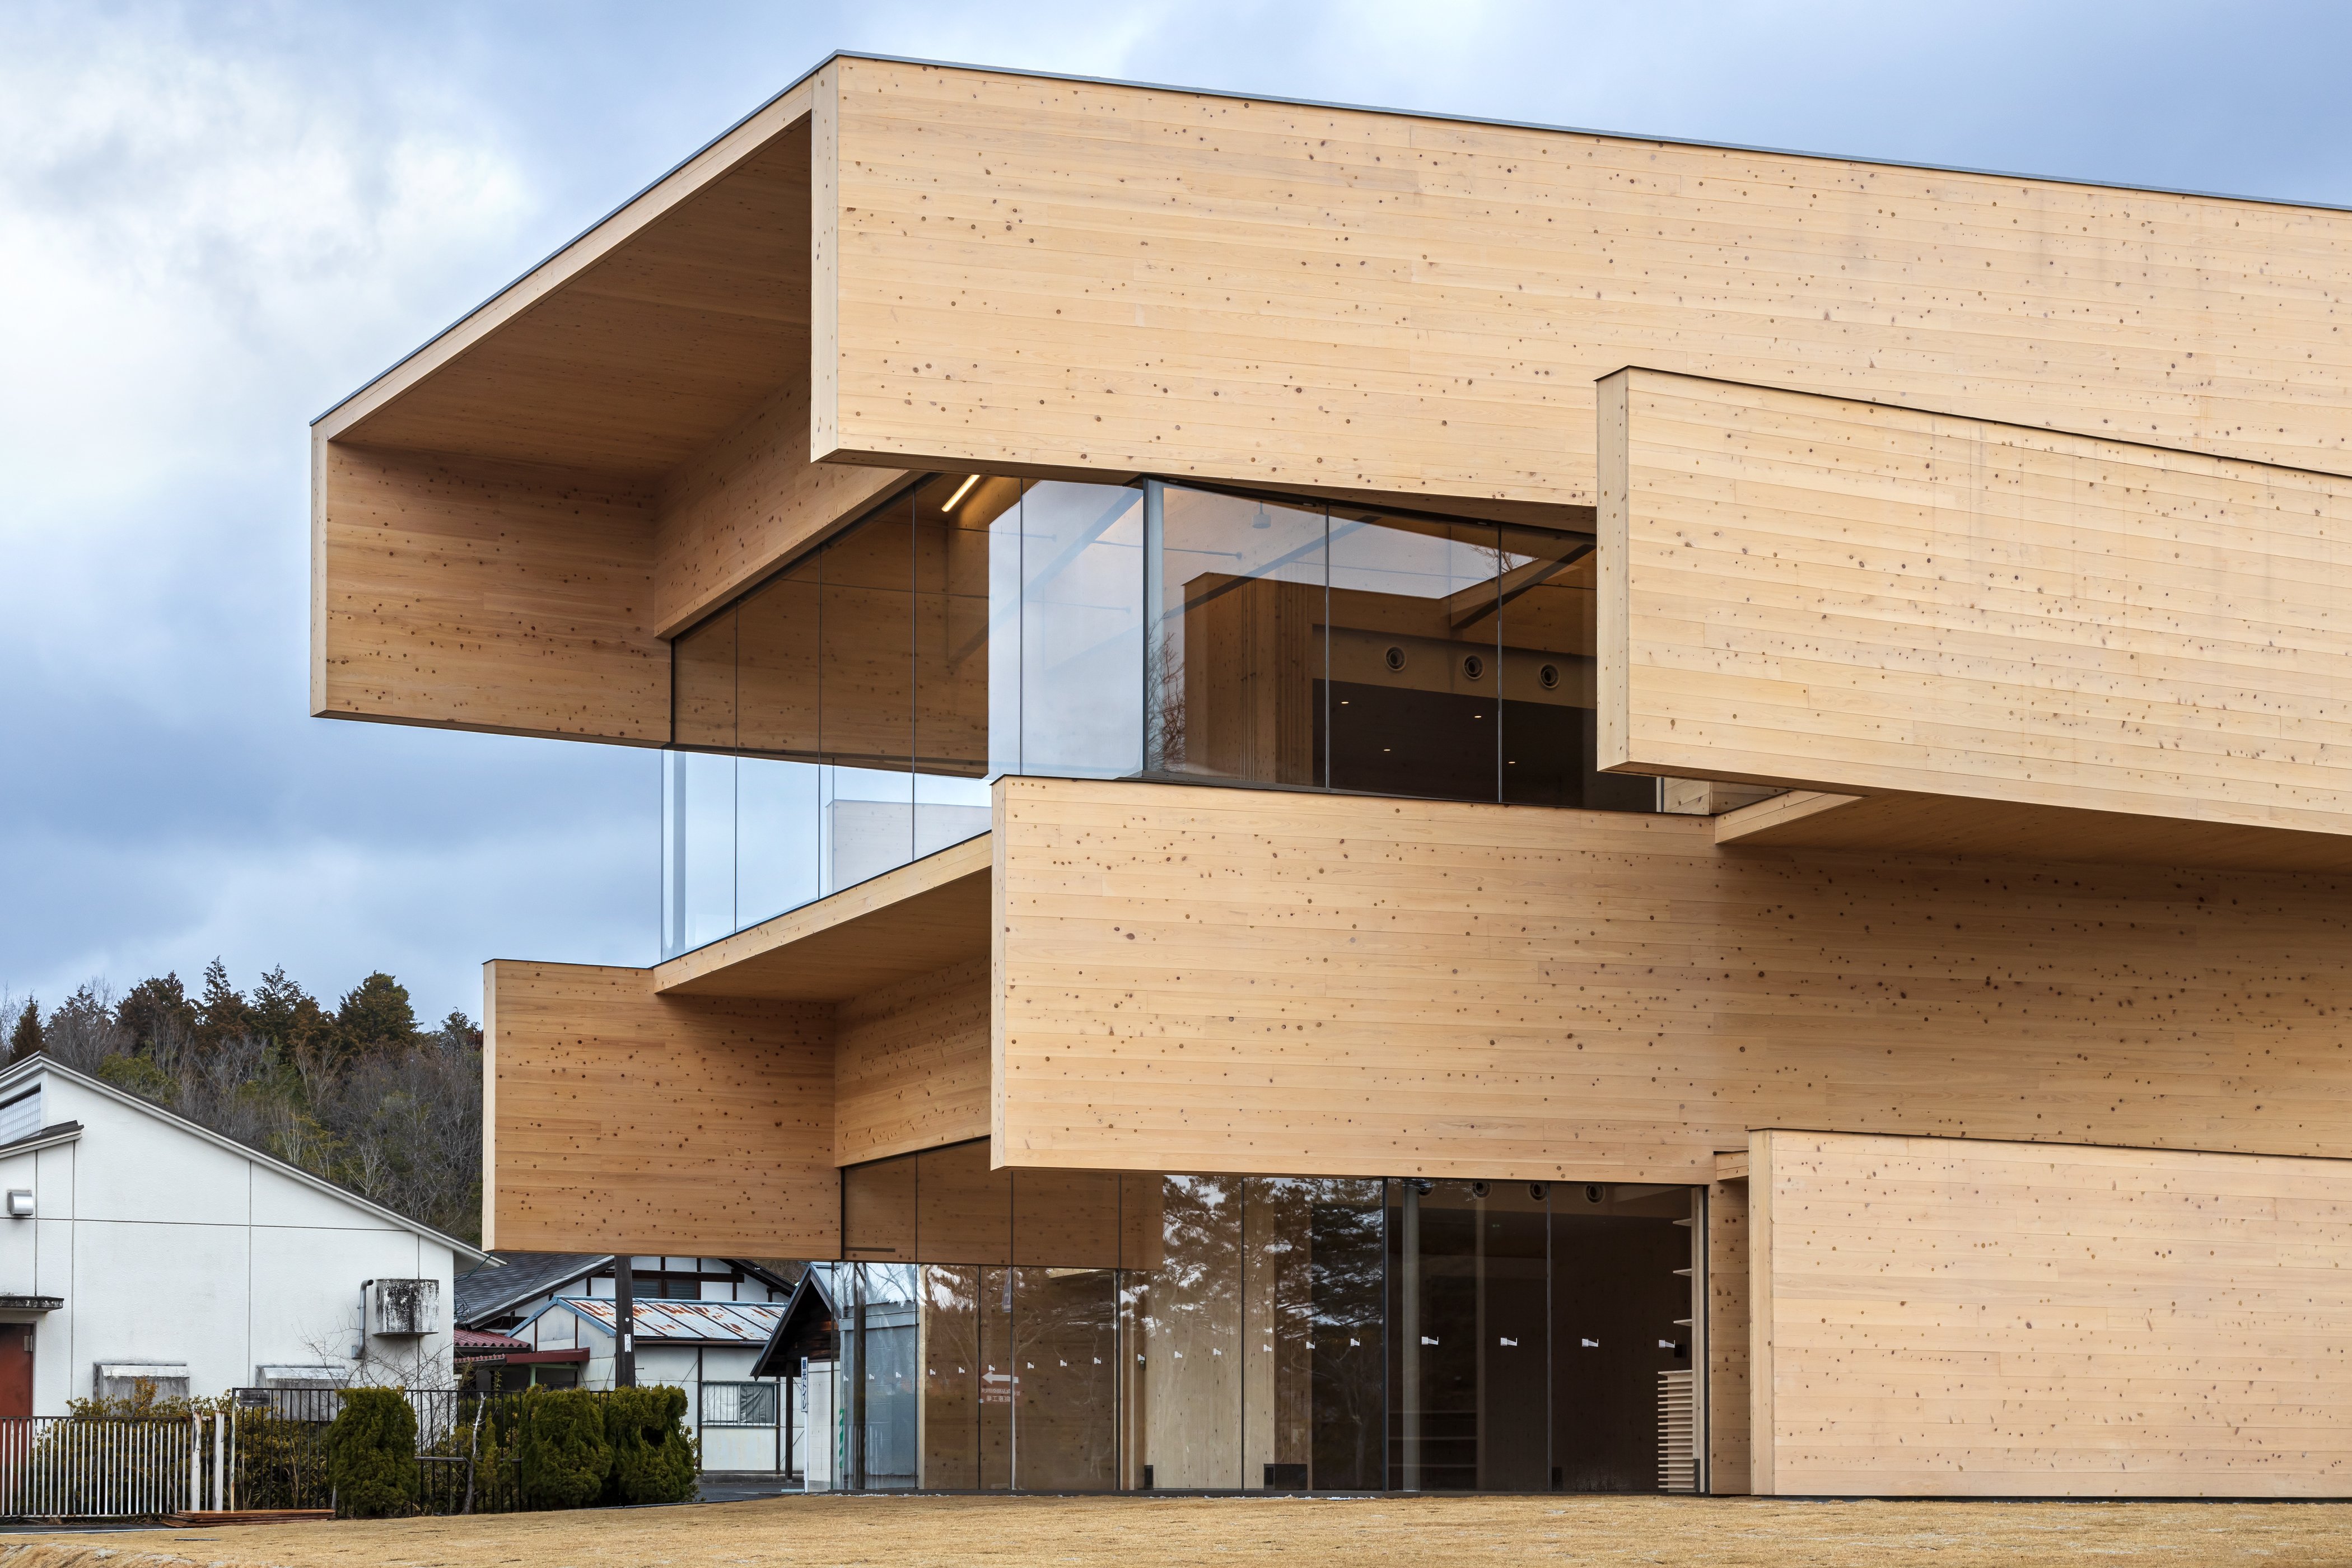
[1, 964, 480, 1244]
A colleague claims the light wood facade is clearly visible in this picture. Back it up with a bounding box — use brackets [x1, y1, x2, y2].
[480, 960, 837, 1255]
[330, 54, 2352, 1497]
[1751, 1129, 2352, 1496]
[1600, 368, 2352, 862]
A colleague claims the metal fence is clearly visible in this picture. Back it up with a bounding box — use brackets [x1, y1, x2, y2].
[0, 1415, 236, 1520]
[0, 1389, 615, 1520]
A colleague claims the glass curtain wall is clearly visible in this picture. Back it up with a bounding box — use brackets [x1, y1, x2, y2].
[817, 1146, 1699, 1494]
[665, 475, 1641, 958]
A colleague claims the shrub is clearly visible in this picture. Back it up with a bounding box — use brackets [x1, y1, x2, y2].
[603, 1385, 698, 1505]
[514, 1387, 612, 1509]
[326, 1388, 417, 1518]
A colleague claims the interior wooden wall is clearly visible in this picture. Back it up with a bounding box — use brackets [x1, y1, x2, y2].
[994, 776, 2352, 1178]
[314, 445, 665, 742]
[823, 58, 2352, 503]
[483, 960, 838, 1254]
[1600, 368, 2352, 841]
[1705, 1175, 1749, 1494]
[835, 956, 992, 1164]
[1751, 1128, 2352, 1497]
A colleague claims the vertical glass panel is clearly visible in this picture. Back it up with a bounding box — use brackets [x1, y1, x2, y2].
[736, 757, 820, 927]
[1477, 1181, 1551, 1491]
[1010, 1265, 1119, 1490]
[672, 606, 737, 750]
[1014, 1169, 1121, 1268]
[920, 1264, 981, 1489]
[987, 488, 1025, 781]
[980, 1264, 1015, 1488]
[823, 502, 914, 883]
[913, 473, 1011, 778]
[852, 1264, 920, 1489]
[1388, 1179, 1551, 1492]
[1388, 1179, 1477, 1490]
[914, 772, 992, 860]
[1495, 525, 1652, 812]
[1121, 1174, 1243, 1490]
[1020, 482, 1146, 779]
[1241, 1178, 1385, 1490]
[917, 1141, 1011, 1266]
[822, 765, 916, 896]
[737, 558, 820, 758]
[1550, 1183, 1694, 1492]
[1326, 512, 1502, 802]
[662, 750, 736, 958]
[1147, 485, 1327, 786]
[842, 1154, 917, 1264]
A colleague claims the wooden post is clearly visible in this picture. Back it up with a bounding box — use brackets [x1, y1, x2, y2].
[614, 1257, 637, 1388]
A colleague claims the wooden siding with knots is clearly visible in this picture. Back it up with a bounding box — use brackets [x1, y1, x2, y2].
[1750, 1128, 2352, 1497]
[1597, 368, 2352, 846]
[482, 960, 837, 1254]
[823, 57, 2352, 501]
[992, 775, 2352, 1179]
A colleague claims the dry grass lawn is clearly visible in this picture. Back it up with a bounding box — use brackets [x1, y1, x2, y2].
[3, 1493, 2351, 1567]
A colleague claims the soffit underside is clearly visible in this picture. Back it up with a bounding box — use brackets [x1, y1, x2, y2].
[330, 127, 815, 478]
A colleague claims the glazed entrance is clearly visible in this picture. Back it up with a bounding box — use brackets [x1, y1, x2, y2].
[823, 1145, 1701, 1492]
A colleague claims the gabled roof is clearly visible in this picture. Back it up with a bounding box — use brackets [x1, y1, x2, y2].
[752, 1271, 838, 1380]
[519, 1296, 787, 1347]
[454, 1254, 804, 1328]
[454, 1252, 612, 1327]
[0, 1056, 488, 1264]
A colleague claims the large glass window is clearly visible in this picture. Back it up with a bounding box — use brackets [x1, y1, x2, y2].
[828, 1149, 1700, 1495]
[664, 476, 1648, 958]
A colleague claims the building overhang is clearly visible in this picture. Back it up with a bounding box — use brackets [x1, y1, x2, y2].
[653, 832, 990, 1002]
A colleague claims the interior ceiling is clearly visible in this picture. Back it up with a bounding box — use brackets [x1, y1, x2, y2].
[337, 122, 814, 478]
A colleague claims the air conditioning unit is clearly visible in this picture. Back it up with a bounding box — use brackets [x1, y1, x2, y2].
[365, 1278, 442, 1337]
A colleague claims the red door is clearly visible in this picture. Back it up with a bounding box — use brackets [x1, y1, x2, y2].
[0, 1327, 32, 1418]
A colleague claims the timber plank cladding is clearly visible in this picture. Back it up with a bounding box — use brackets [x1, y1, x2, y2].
[1598, 368, 2352, 854]
[1750, 1129, 2352, 1497]
[823, 57, 2352, 497]
[993, 776, 2352, 1178]
[482, 960, 838, 1254]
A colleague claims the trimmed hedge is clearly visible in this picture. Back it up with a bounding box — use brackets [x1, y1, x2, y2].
[326, 1388, 418, 1518]
[603, 1385, 698, 1505]
[514, 1387, 613, 1509]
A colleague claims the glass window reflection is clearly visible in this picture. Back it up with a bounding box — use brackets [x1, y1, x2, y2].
[663, 474, 1647, 959]
[825, 1149, 1701, 1495]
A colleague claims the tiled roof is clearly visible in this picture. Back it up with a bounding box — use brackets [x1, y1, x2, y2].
[453, 1252, 611, 1326]
[455, 1327, 528, 1352]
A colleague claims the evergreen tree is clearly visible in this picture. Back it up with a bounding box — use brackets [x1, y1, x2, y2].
[250, 965, 332, 1061]
[195, 958, 250, 1052]
[6, 1000, 38, 1065]
[335, 973, 417, 1057]
[115, 973, 194, 1052]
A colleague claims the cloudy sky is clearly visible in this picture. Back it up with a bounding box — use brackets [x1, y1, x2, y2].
[4, 0, 2350, 1027]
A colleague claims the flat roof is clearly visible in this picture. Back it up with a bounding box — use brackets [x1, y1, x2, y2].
[316, 49, 2352, 430]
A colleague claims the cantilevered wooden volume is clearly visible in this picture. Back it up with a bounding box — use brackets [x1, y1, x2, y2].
[1599, 367, 2352, 866]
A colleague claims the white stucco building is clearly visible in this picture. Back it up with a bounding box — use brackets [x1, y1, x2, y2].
[455, 1256, 803, 1476]
[0, 1056, 486, 1415]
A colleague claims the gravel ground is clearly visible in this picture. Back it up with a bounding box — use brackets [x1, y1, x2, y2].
[1, 1492, 2349, 1568]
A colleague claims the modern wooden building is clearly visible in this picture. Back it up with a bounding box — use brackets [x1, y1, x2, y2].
[311, 54, 2352, 1497]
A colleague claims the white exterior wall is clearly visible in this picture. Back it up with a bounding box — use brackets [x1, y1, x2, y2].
[516, 1306, 793, 1473]
[0, 1068, 465, 1414]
